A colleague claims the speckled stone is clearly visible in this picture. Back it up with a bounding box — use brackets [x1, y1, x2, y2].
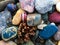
[2, 26, 17, 41]
[0, 10, 12, 34]
[35, 0, 54, 14]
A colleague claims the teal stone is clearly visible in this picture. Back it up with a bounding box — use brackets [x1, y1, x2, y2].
[2, 26, 17, 41]
[48, 5, 56, 14]
[42, 13, 48, 22]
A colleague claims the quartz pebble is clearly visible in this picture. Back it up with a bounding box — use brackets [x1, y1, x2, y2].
[19, 0, 34, 13]
[39, 23, 58, 39]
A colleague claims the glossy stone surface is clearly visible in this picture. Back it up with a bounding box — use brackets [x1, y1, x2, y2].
[39, 23, 58, 39]
[27, 14, 42, 26]
[58, 41, 60, 45]
[2, 26, 17, 41]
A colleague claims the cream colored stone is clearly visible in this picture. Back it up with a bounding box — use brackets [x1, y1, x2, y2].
[56, 2, 60, 12]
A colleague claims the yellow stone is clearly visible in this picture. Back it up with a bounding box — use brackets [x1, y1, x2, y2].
[12, 9, 25, 25]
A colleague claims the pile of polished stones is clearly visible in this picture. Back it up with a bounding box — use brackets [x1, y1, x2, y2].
[0, 0, 60, 45]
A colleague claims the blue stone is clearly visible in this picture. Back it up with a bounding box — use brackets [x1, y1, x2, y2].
[7, 3, 17, 12]
[2, 26, 17, 41]
[38, 23, 58, 39]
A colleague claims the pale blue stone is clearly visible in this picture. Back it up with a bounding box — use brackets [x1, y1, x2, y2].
[35, 0, 54, 14]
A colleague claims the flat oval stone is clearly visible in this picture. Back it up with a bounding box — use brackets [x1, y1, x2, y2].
[49, 11, 60, 23]
[27, 14, 42, 26]
[38, 23, 58, 39]
[19, 0, 34, 13]
[2, 26, 17, 41]
[35, 0, 54, 14]
[56, 2, 60, 12]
